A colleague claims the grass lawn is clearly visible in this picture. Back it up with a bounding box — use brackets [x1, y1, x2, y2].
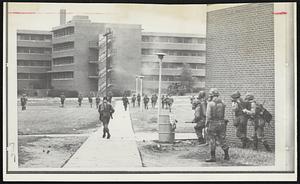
[18, 103, 101, 135]
[129, 97, 195, 133]
[17, 98, 103, 167]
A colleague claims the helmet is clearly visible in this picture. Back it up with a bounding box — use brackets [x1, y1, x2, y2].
[209, 88, 219, 97]
[198, 91, 206, 99]
[231, 91, 241, 99]
[245, 93, 254, 101]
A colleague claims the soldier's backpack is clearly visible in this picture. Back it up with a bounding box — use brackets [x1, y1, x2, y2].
[212, 98, 225, 120]
[256, 102, 272, 123]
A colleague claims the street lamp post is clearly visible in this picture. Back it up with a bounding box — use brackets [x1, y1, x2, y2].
[135, 75, 139, 95]
[139, 75, 144, 111]
[155, 53, 166, 136]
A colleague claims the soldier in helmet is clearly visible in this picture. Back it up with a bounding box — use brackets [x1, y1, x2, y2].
[192, 91, 207, 144]
[60, 92, 66, 108]
[98, 96, 115, 139]
[20, 93, 28, 110]
[122, 94, 130, 111]
[205, 88, 229, 162]
[231, 91, 251, 148]
[78, 93, 83, 107]
[88, 92, 93, 108]
[95, 95, 101, 109]
[242, 93, 272, 152]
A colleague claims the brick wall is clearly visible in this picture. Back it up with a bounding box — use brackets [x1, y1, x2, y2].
[206, 3, 275, 148]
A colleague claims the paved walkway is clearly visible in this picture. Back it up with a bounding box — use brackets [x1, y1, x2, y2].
[63, 100, 142, 168]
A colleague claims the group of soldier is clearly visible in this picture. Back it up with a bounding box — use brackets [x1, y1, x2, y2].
[121, 93, 174, 112]
[191, 88, 272, 162]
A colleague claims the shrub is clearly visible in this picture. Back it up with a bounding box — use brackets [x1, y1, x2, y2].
[47, 89, 79, 98]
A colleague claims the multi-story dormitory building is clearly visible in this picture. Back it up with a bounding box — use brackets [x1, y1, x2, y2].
[17, 9, 205, 96]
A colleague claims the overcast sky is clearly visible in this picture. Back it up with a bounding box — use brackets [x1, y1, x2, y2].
[8, 3, 207, 35]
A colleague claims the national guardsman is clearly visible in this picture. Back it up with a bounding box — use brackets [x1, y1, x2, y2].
[205, 88, 229, 162]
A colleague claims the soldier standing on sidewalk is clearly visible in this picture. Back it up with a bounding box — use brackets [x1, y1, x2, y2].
[242, 93, 272, 152]
[231, 91, 251, 148]
[98, 97, 115, 139]
[161, 95, 165, 109]
[205, 88, 230, 162]
[192, 91, 207, 144]
[122, 94, 130, 111]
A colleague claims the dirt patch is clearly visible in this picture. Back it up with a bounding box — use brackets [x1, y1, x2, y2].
[18, 136, 88, 168]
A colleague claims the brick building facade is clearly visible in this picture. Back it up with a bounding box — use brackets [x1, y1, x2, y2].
[205, 4, 275, 148]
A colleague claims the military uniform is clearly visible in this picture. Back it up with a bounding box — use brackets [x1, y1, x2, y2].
[78, 94, 83, 107]
[231, 91, 251, 148]
[137, 94, 141, 107]
[131, 95, 136, 107]
[161, 95, 165, 109]
[96, 96, 101, 109]
[122, 96, 129, 111]
[205, 88, 229, 162]
[60, 93, 65, 107]
[143, 95, 149, 109]
[98, 98, 115, 139]
[192, 91, 207, 144]
[88, 94, 93, 108]
[151, 95, 156, 108]
[21, 94, 28, 110]
[243, 94, 271, 152]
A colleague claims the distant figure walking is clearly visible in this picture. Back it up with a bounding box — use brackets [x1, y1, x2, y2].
[20, 93, 28, 110]
[151, 94, 158, 108]
[60, 92, 65, 108]
[122, 95, 130, 111]
[161, 95, 165, 109]
[98, 97, 115, 139]
[143, 95, 149, 110]
[96, 95, 101, 109]
[137, 94, 141, 107]
[88, 92, 93, 108]
[78, 94, 83, 107]
[131, 94, 136, 107]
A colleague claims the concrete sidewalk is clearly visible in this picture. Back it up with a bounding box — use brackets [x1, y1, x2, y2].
[63, 100, 142, 168]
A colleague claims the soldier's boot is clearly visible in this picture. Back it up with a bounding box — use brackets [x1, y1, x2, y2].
[107, 129, 111, 139]
[223, 148, 230, 160]
[263, 141, 272, 152]
[205, 151, 216, 162]
[102, 129, 106, 138]
[198, 137, 206, 145]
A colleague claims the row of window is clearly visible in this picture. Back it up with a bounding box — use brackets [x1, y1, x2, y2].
[17, 60, 51, 67]
[144, 75, 204, 82]
[53, 42, 74, 51]
[17, 34, 52, 41]
[18, 72, 74, 80]
[53, 27, 75, 37]
[17, 47, 52, 54]
[53, 56, 74, 65]
[17, 73, 47, 80]
[142, 62, 205, 69]
[142, 49, 205, 57]
[142, 36, 205, 44]
[52, 72, 74, 79]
